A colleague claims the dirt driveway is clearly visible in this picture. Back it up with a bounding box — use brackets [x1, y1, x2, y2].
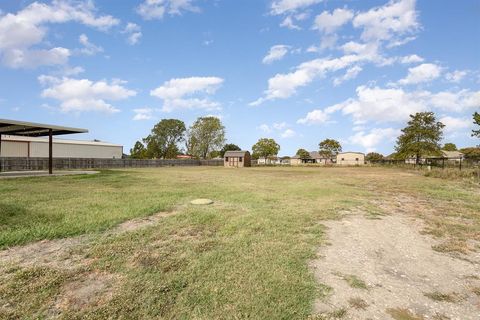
[311, 195, 480, 320]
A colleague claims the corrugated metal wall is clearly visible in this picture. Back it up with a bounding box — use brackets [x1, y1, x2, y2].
[1, 140, 122, 159]
[0, 141, 28, 157]
[30, 142, 123, 159]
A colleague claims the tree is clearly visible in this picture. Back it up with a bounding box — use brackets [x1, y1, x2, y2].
[252, 138, 280, 159]
[187, 117, 226, 159]
[130, 141, 147, 159]
[442, 143, 457, 151]
[296, 148, 310, 159]
[395, 112, 445, 164]
[473, 112, 480, 138]
[220, 143, 241, 157]
[460, 147, 480, 159]
[319, 139, 342, 158]
[142, 119, 186, 159]
[365, 152, 384, 162]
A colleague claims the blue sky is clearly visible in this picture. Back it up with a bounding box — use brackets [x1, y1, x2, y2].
[0, 0, 479, 156]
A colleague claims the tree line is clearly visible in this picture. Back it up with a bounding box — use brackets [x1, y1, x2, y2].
[130, 117, 241, 159]
[130, 111, 480, 162]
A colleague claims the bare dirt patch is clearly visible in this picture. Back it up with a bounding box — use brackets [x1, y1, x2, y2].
[0, 211, 177, 270]
[310, 212, 480, 319]
[50, 271, 118, 315]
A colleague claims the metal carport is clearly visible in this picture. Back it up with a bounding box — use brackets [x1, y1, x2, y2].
[0, 119, 88, 174]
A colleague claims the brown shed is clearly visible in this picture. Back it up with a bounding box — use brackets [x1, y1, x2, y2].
[224, 150, 251, 167]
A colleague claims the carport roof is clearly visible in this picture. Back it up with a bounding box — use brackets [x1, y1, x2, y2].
[0, 119, 88, 137]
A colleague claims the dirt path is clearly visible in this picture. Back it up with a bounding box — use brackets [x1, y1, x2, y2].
[311, 211, 480, 319]
[0, 211, 177, 270]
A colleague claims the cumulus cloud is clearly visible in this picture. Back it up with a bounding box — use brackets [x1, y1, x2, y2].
[298, 85, 480, 126]
[398, 63, 442, 85]
[297, 104, 342, 125]
[280, 16, 301, 30]
[445, 70, 467, 83]
[352, 0, 419, 45]
[0, 0, 119, 68]
[270, 0, 322, 15]
[38, 76, 136, 113]
[262, 45, 290, 64]
[150, 76, 224, 112]
[78, 34, 103, 55]
[348, 127, 400, 152]
[250, 54, 364, 105]
[136, 0, 200, 20]
[333, 65, 362, 86]
[133, 108, 154, 120]
[123, 23, 142, 45]
[258, 124, 272, 133]
[313, 8, 354, 34]
[281, 128, 296, 138]
[439, 116, 472, 133]
[400, 54, 424, 64]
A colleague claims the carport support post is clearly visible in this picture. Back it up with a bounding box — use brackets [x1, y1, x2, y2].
[0, 134, 2, 172]
[49, 129, 53, 174]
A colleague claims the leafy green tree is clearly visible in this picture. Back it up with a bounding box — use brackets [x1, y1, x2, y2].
[130, 141, 147, 159]
[460, 147, 480, 159]
[473, 112, 480, 138]
[187, 117, 226, 159]
[395, 112, 445, 164]
[142, 119, 186, 159]
[365, 152, 384, 162]
[252, 138, 280, 159]
[442, 143, 457, 151]
[220, 143, 241, 157]
[296, 148, 310, 159]
[319, 139, 342, 158]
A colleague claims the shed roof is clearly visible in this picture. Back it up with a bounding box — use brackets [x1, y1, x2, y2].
[337, 151, 365, 155]
[441, 150, 463, 159]
[224, 150, 250, 157]
[0, 119, 87, 137]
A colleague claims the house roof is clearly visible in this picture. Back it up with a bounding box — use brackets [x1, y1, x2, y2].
[441, 150, 463, 159]
[337, 152, 365, 155]
[224, 150, 250, 157]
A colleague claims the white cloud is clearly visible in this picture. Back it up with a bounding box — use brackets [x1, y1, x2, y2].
[258, 124, 272, 133]
[400, 54, 424, 64]
[0, 0, 119, 68]
[270, 0, 322, 15]
[133, 108, 154, 120]
[298, 85, 480, 126]
[313, 8, 354, 34]
[39, 76, 136, 113]
[250, 54, 363, 105]
[333, 65, 362, 86]
[136, 0, 200, 20]
[273, 122, 288, 130]
[123, 23, 142, 45]
[349, 127, 399, 152]
[398, 63, 442, 85]
[297, 104, 342, 125]
[281, 128, 296, 138]
[439, 116, 472, 133]
[151, 76, 224, 112]
[78, 34, 103, 55]
[352, 0, 419, 45]
[445, 70, 467, 83]
[262, 45, 290, 64]
[280, 16, 301, 30]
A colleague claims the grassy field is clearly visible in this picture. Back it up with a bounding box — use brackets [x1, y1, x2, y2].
[0, 167, 479, 319]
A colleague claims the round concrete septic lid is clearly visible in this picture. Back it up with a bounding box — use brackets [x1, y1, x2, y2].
[190, 199, 214, 205]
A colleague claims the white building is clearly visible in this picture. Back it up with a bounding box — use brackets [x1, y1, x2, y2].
[0, 135, 123, 159]
[336, 152, 365, 166]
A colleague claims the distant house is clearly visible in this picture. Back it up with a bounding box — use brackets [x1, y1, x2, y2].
[441, 150, 464, 162]
[336, 152, 365, 165]
[176, 154, 193, 159]
[257, 156, 285, 165]
[224, 150, 251, 167]
[290, 151, 335, 165]
[405, 150, 464, 164]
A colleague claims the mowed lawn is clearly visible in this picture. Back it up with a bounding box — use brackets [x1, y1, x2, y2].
[0, 167, 479, 319]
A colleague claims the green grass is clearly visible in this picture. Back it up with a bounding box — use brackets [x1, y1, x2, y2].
[0, 167, 479, 319]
